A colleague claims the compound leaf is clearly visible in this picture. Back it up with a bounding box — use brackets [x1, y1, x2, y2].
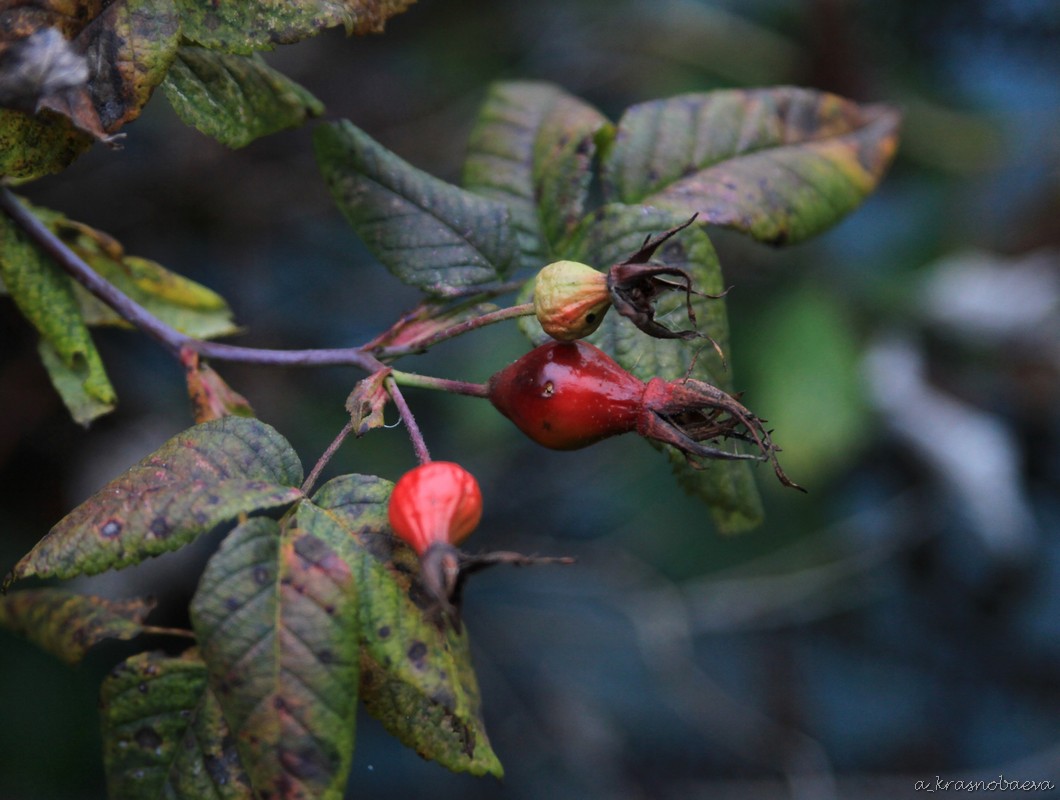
[463, 80, 611, 271]
[4, 417, 304, 587]
[190, 517, 359, 800]
[100, 649, 253, 800]
[303, 474, 503, 777]
[314, 120, 516, 296]
[0, 588, 155, 665]
[174, 0, 415, 54]
[163, 47, 324, 148]
[603, 87, 900, 245]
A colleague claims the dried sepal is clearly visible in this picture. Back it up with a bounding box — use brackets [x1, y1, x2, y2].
[345, 368, 393, 436]
[606, 214, 729, 357]
[640, 377, 805, 492]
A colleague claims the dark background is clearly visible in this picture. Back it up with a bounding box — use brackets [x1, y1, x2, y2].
[2, 0, 1059, 798]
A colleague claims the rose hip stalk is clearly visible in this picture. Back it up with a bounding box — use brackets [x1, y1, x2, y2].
[487, 341, 804, 491]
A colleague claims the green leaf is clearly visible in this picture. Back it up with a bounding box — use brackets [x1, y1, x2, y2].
[603, 88, 901, 245]
[0, 211, 117, 420]
[463, 81, 612, 271]
[37, 333, 117, 425]
[4, 417, 304, 587]
[174, 0, 415, 54]
[743, 284, 868, 484]
[0, 108, 93, 181]
[190, 517, 359, 800]
[0, 589, 155, 665]
[567, 205, 764, 532]
[100, 650, 253, 800]
[30, 206, 240, 339]
[163, 47, 324, 148]
[304, 474, 504, 777]
[314, 120, 517, 296]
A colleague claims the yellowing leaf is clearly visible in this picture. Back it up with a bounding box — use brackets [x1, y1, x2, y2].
[304, 474, 504, 777]
[604, 87, 901, 245]
[0, 589, 154, 665]
[4, 417, 304, 587]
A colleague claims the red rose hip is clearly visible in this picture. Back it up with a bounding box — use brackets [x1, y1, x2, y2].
[387, 461, 483, 556]
[486, 340, 646, 450]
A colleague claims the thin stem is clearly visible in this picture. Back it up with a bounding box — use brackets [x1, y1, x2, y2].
[0, 188, 387, 373]
[140, 625, 197, 639]
[0, 187, 191, 355]
[386, 376, 431, 464]
[302, 419, 355, 495]
[390, 369, 490, 398]
[374, 302, 535, 358]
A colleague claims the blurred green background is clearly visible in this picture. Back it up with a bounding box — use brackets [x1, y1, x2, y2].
[2, 0, 1059, 798]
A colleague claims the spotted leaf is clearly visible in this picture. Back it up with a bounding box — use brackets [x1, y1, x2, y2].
[4, 417, 304, 588]
[302, 474, 503, 777]
[100, 649, 253, 800]
[0, 588, 155, 665]
[190, 517, 359, 800]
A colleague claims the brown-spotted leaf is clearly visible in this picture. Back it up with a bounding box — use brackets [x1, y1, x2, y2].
[0, 588, 155, 665]
[302, 474, 504, 777]
[182, 349, 255, 423]
[0, 0, 180, 179]
[463, 80, 612, 271]
[4, 417, 304, 588]
[345, 368, 391, 436]
[190, 517, 359, 800]
[603, 87, 900, 245]
[174, 0, 416, 55]
[100, 649, 254, 800]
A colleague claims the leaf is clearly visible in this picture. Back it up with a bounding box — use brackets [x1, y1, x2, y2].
[603, 87, 901, 245]
[0, 107, 92, 180]
[174, 0, 416, 55]
[182, 349, 255, 423]
[463, 81, 612, 271]
[345, 368, 391, 436]
[34, 207, 239, 338]
[0, 211, 117, 420]
[0, 0, 181, 179]
[100, 649, 253, 800]
[566, 205, 764, 532]
[4, 417, 304, 588]
[37, 331, 117, 425]
[163, 47, 324, 148]
[190, 517, 359, 800]
[0, 588, 155, 665]
[303, 474, 504, 777]
[314, 120, 517, 296]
